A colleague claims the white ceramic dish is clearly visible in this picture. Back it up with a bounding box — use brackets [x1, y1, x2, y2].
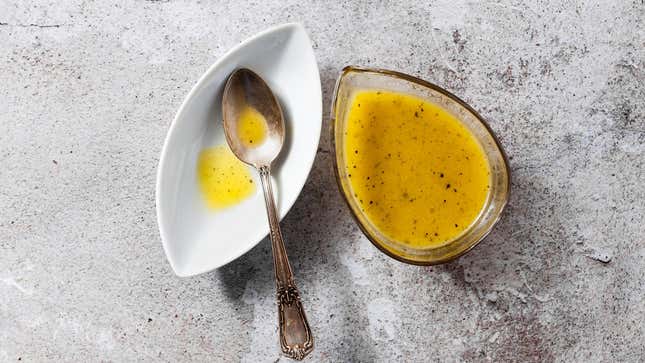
[156, 23, 322, 277]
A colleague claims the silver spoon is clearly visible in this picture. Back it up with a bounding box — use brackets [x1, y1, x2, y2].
[221, 68, 314, 360]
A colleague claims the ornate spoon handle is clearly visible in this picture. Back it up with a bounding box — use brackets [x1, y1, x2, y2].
[258, 166, 314, 360]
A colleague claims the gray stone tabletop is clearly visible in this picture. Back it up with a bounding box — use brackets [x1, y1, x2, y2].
[1, 1, 644, 362]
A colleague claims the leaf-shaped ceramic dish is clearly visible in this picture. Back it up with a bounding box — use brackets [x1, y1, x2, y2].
[156, 24, 321, 277]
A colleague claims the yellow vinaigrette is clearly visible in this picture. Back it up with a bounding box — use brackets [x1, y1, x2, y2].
[196, 146, 255, 209]
[237, 105, 268, 147]
[344, 90, 491, 247]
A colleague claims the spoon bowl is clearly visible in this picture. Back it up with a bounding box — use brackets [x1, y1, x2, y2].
[222, 68, 285, 167]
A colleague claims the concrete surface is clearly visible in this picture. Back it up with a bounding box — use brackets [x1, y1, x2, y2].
[1, 0, 644, 362]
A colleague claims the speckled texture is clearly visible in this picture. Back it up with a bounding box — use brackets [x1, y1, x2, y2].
[1, 1, 644, 362]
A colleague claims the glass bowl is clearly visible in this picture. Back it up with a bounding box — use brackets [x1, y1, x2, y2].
[331, 66, 511, 265]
